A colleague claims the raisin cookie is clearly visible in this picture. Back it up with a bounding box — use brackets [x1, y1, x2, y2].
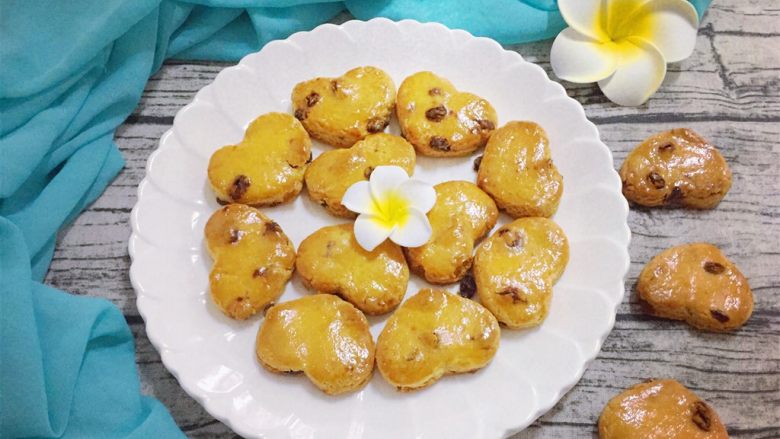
[599, 379, 729, 439]
[204, 204, 296, 320]
[296, 224, 409, 315]
[376, 289, 500, 391]
[256, 295, 375, 395]
[476, 121, 563, 218]
[305, 133, 416, 217]
[396, 71, 497, 157]
[208, 112, 311, 206]
[292, 66, 396, 148]
[638, 243, 753, 331]
[474, 217, 569, 328]
[620, 128, 732, 208]
[404, 181, 498, 284]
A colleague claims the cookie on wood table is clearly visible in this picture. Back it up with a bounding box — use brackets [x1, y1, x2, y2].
[208, 112, 311, 206]
[376, 289, 500, 391]
[620, 128, 731, 208]
[304, 133, 415, 218]
[295, 224, 409, 315]
[256, 294, 375, 395]
[204, 204, 295, 320]
[638, 242, 753, 331]
[474, 217, 569, 328]
[599, 379, 729, 439]
[396, 71, 497, 157]
[476, 121, 563, 218]
[404, 181, 498, 284]
[292, 66, 396, 148]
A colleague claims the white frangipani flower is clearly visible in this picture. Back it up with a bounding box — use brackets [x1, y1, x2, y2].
[551, 0, 699, 106]
[341, 166, 436, 251]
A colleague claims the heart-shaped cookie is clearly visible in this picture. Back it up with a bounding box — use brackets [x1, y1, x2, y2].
[204, 204, 296, 320]
[304, 133, 416, 218]
[474, 217, 569, 328]
[476, 121, 563, 218]
[404, 181, 498, 284]
[376, 289, 500, 391]
[292, 66, 396, 148]
[620, 128, 732, 209]
[396, 71, 497, 157]
[637, 243, 753, 331]
[208, 112, 311, 206]
[296, 224, 409, 315]
[599, 379, 729, 439]
[256, 294, 375, 395]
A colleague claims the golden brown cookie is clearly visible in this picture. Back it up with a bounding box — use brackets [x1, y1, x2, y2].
[295, 224, 409, 315]
[376, 289, 500, 391]
[404, 181, 498, 284]
[620, 128, 732, 208]
[396, 71, 497, 157]
[476, 121, 563, 218]
[637, 243, 753, 331]
[474, 217, 569, 328]
[208, 112, 311, 206]
[204, 204, 295, 320]
[304, 133, 416, 217]
[291, 66, 396, 148]
[256, 294, 375, 395]
[599, 379, 729, 439]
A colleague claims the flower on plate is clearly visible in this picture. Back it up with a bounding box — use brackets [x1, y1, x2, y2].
[342, 166, 436, 251]
[551, 0, 699, 106]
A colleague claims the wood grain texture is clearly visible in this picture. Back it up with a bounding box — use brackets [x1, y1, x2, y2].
[44, 1, 779, 437]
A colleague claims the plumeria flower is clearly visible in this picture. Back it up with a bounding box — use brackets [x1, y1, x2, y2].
[342, 166, 436, 251]
[551, 0, 699, 106]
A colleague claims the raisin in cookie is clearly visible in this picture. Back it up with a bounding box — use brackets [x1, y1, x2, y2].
[296, 224, 409, 315]
[256, 295, 375, 395]
[404, 181, 498, 284]
[376, 289, 500, 391]
[396, 71, 497, 157]
[305, 133, 416, 218]
[638, 243, 753, 331]
[208, 112, 311, 206]
[599, 379, 729, 439]
[620, 128, 732, 208]
[476, 121, 563, 218]
[474, 217, 569, 328]
[292, 66, 396, 148]
[204, 204, 295, 320]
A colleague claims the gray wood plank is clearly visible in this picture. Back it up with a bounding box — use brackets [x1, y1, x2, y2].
[44, 1, 780, 437]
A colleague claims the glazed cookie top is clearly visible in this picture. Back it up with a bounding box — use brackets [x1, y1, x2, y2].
[204, 204, 296, 320]
[620, 128, 732, 209]
[256, 294, 375, 395]
[304, 133, 416, 218]
[292, 66, 396, 148]
[396, 71, 497, 157]
[376, 289, 500, 391]
[207, 112, 311, 206]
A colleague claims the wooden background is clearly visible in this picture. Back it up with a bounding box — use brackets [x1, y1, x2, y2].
[45, 1, 779, 437]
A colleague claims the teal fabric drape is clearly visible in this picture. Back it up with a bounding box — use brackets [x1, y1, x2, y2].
[0, 1, 711, 437]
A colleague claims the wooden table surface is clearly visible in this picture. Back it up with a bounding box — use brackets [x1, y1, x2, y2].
[45, 1, 779, 437]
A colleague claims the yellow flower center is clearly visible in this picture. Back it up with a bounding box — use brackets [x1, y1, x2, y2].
[594, 0, 658, 60]
[369, 190, 410, 230]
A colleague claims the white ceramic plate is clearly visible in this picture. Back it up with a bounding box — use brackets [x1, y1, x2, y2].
[129, 18, 630, 439]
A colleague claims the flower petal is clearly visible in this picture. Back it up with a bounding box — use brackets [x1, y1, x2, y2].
[623, 0, 699, 62]
[557, 0, 609, 42]
[395, 179, 436, 214]
[551, 28, 618, 83]
[605, 0, 653, 37]
[341, 180, 374, 215]
[353, 214, 393, 251]
[598, 38, 667, 106]
[369, 166, 410, 200]
[389, 208, 432, 248]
